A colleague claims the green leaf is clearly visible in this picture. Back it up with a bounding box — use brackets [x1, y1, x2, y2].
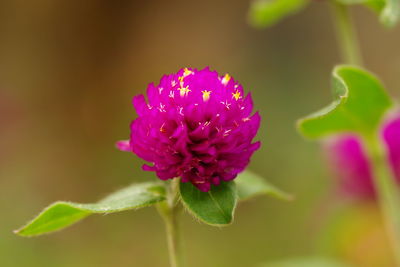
[235, 170, 292, 201]
[337, 0, 398, 27]
[260, 257, 353, 267]
[337, 0, 377, 4]
[248, 0, 309, 28]
[298, 65, 392, 139]
[381, 0, 400, 26]
[179, 181, 237, 226]
[15, 182, 166, 237]
[366, 0, 386, 13]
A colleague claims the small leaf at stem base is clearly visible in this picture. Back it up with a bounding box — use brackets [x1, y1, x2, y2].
[179, 181, 237, 226]
[235, 170, 292, 201]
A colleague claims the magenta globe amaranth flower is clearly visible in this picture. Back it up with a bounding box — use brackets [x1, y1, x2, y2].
[117, 67, 261, 192]
[326, 113, 400, 199]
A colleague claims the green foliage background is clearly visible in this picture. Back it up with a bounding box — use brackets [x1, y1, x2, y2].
[0, 0, 400, 266]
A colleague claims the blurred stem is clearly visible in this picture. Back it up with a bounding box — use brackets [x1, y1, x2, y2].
[363, 133, 400, 264]
[330, 1, 363, 65]
[157, 179, 184, 267]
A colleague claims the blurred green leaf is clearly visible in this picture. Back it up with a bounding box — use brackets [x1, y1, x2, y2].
[260, 257, 353, 267]
[365, 0, 386, 13]
[337, 0, 375, 4]
[337, 0, 398, 27]
[179, 181, 237, 226]
[236, 170, 292, 201]
[15, 182, 166, 237]
[298, 65, 392, 139]
[248, 0, 309, 28]
[381, 0, 400, 26]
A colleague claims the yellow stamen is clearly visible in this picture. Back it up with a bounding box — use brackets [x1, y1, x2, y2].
[221, 73, 231, 85]
[232, 90, 241, 101]
[202, 90, 212, 101]
[178, 86, 191, 97]
[178, 68, 193, 85]
[183, 68, 193, 77]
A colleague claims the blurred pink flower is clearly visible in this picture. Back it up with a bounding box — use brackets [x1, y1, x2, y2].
[326, 113, 400, 199]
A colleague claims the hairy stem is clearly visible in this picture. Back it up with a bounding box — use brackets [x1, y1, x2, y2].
[330, 1, 363, 65]
[158, 179, 184, 267]
[363, 134, 400, 264]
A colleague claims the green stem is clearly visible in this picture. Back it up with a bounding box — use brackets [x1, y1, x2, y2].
[363, 134, 400, 264]
[157, 179, 184, 267]
[330, 1, 363, 65]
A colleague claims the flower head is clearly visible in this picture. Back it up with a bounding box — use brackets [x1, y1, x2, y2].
[326, 113, 400, 199]
[117, 67, 261, 192]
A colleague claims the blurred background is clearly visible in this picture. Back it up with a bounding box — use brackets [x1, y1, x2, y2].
[1, 0, 400, 266]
